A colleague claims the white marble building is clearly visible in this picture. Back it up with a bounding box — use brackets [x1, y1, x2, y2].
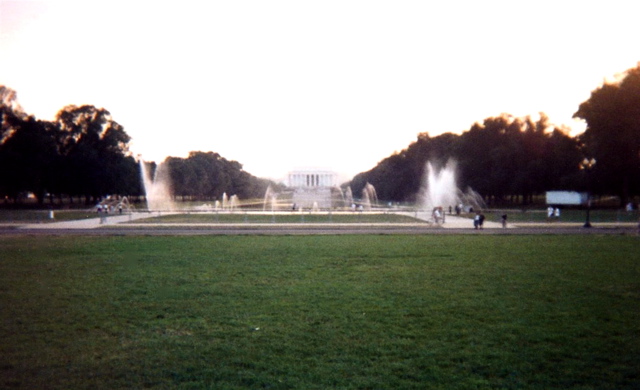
[288, 169, 337, 188]
[288, 169, 339, 209]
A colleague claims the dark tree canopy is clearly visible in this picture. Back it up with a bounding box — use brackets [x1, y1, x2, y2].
[0, 94, 141, 204]
[54, 105, 135, 201]
[3, 64, 640, 209]
[0, 86, 27, 144]
[166, 151, 272, 201]
[0, 87, 273, 206]
[351, 113, 584, 205]
[574, 63, 640, 204]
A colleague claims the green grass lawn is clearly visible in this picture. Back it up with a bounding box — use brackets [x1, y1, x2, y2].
[486, 209, 640, 224]
[1, 235, 639, 389]
[0, 209, 106, 223]
[131, 213, 424, 224]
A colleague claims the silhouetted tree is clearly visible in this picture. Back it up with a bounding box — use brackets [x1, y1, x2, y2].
[574, 63, 640, 204]
[165, 151, 272, 201]
[0, 86, 27, 144]
[351, 132, 461, 202]
[351, 113, 585, 205]
[0, 117, 58, 203]
[55, 105, 133, 203]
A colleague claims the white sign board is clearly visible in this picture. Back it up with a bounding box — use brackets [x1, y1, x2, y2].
[546, 191, 588, 205]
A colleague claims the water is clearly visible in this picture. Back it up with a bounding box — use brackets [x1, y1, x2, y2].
[263, 185, 277, 211]
[229, 195, 239, 211]
[221, 193, 228, 209]
[139, 160, 175, 211]
[420, 160, 486, 212]
[361, 182, 378, 210]
[344, 186, 354, 207]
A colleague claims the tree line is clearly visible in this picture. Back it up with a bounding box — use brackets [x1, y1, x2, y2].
[0, 87, 272, 205]
[2, 62, 639, 207]
[350, 64, 640, 207]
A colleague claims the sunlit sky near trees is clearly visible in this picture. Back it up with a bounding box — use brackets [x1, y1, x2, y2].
[1, 0, 639, 181]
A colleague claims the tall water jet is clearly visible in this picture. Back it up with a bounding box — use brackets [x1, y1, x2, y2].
[419, 160, 486, 212]
[221, 193, 229, 209]
[344, 186, 354, 208]
[420, 160, 458, 211]
[140, 160, 175, 211]
[361, 182, 378, 210]
[229, 195, 239, 211]
[263, 185, 277, 211]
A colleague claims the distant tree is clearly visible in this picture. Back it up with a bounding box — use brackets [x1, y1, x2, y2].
[455, 113, 584, 205]
[0, 117, 59, 203]
[351, 132, 461, 202]
[351, 113, 584, 206]
[543, 126, 584, 191]
[456, 114, 522, 202]
[0, 87, 61, 203]
[165, 151, 272, 201]
[574, 63, 640, 204]
[55, 105, 133, 202]
[0, 86, 27, 144]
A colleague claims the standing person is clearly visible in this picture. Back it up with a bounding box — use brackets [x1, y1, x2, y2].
[501, 214, 507, 228]
[479, 212, 485, 229]
[547, 206, 554, 220]
[474, 212, 481, 229]
[433, 207, 441, 224]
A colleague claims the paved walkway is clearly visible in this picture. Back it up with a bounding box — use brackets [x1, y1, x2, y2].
[9, 209, 637, 233]
[18, 211, 506, 230]
[398, 211, 505, 229]
[18, 212, 166, 229]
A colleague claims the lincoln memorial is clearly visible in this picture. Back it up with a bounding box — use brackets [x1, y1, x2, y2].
[288, 169, 337, 188]
[287, 169, 339, 209]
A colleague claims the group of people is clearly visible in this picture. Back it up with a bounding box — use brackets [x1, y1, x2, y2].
[96, 203, 123, 224]
[547, 206, 561, 220]
[433, 205, 508, 229]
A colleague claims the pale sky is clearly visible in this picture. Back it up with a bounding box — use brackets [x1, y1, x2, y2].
[1, 0, 639, 182]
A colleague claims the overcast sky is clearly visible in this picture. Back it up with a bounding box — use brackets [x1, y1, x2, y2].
[1, 0, 639, 182]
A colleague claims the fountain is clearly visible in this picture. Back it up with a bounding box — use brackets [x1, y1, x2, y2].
[139, 160, 175, 211]
[419, 160, 486, 212]
[229, 195, 239, 211]
[361, 182, 378, 210]
[221, 193, 229, 209]
[263, 185, 277, 211]
[344, 186, 354, 208]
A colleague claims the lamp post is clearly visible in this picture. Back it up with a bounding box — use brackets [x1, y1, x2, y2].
[580, 158, 596, 228]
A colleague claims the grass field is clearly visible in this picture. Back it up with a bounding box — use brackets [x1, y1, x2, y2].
[485, 209, 640, 224]
[1, 208, 638, 225]
[1, 235, 639, 389]
[130, 213, 424, 224]
[0, 209, 102, 223]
